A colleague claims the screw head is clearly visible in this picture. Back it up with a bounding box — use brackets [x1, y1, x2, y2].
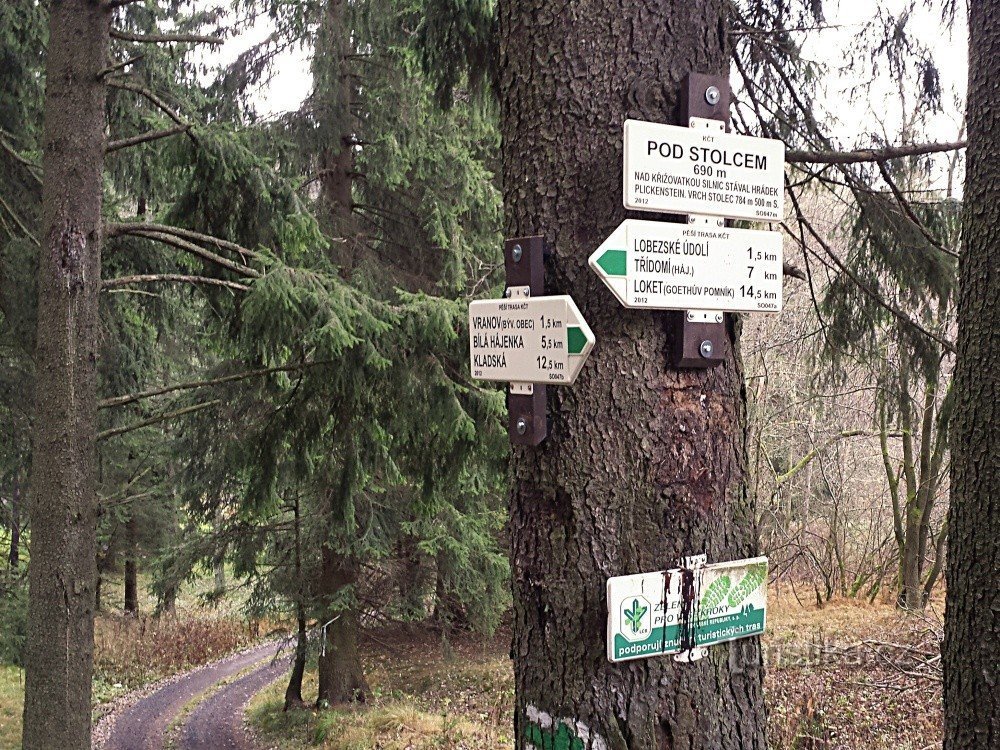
[700, 340, 714, 358]
[705, 86, 721, 106]
[512, 244, 523, 263]
[516, 417, 528, 435]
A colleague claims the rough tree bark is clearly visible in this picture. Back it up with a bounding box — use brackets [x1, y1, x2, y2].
[22, 2, 109, 748]
[943, 2, 1000, 746]
[500, 2, 767, 748]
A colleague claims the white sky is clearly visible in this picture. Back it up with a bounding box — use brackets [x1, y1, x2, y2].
[209, 0, 968, 167]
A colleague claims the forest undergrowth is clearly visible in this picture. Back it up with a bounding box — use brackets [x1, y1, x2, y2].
[249, 587, 944, 750]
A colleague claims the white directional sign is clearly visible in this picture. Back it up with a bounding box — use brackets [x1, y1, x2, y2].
[469, 295, 595, 385]
[589, 219, 783, 312]
[623, 119, 785, 221]
[607, 556, 768, 663]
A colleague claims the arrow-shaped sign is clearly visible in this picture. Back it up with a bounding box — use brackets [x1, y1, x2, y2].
[469, 295, 595, 385]
[589, 219, 783, 313]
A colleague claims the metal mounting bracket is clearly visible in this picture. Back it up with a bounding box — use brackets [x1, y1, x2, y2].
[669, 73, 731, 369]
[505, 237, 548, 446]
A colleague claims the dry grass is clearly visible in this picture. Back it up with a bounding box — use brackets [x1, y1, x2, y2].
[0, 666, 23, 750]
[250, 589, 943, 750]
[766, 586, 943, 750]
[249, 630, 514, 750]
[93, 613, 257, 694]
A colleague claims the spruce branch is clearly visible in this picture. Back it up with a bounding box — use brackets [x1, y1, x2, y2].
[0, 132, 42, 183]
[782, 263, 806, 281]
[786, 141, 966, 165]
[99, 361, 334, 409]
[106, 80, 198, 145]
[107, 224, 262, 279]
[0, 193, 38, 245]
[107, 221, 262, 262]
[106, 125, 190, 153]
[102, 274, 250, 291]
[98, 54, 144, 79]
[786, 185, 956, 354]
[110, 28, 223, 46]
[97, 400, 221, 441]
[875, 160, 959, 259]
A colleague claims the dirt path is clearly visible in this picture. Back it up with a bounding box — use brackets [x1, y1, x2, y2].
[99, 642, 283, 750]
[179, 653, 289, 749]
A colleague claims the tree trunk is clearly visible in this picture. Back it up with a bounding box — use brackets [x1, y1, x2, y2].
[500, 2, 767, 748]
[124, 513, 139, 615]
[7, 473, 20, 569]
[213, 510, 226, 597]
[316, 551, 368, 705]
[284, 608, 309, 710]
[398, 531, 429, 621]
[944, 4, 1000, 746]
[22, 2, 109, 748]
[284, 491, 308, 710]
[316, 0, 358, 270]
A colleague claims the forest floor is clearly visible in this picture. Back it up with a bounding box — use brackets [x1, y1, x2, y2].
[249, 587, 944, 750]
[0, 585, 944, 750]
[0, 569, 264, 750]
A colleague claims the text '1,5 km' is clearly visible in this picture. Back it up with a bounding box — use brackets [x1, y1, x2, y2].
[624, 119, 785, 221]
[468, 295, 595, 385]
[590, 219, 783, 312]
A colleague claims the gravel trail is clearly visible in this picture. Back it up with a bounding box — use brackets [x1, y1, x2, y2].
[178, 652, 289, 749]
[98, 641, 283, 750]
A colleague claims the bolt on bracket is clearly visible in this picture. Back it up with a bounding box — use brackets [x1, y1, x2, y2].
[505, 237, 548, 446]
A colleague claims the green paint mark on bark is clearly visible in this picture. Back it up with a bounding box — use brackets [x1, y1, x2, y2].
[525, 721, 586, 750]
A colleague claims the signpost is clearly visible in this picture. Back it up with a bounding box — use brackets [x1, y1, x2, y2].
[469, 295, 595, 385]
[607, 556, 768, 663]
[623, 119, 785, 220]
[589, 219, 784, 312]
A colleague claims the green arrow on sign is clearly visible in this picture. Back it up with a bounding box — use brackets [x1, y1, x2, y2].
[595, 248, 626, 276]
[567, 326, 588, 354]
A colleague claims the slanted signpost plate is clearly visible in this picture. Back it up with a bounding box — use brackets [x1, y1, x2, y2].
[623, 119, 785, 221]
[590, 219, 783, 312]
[469, 295, 595, 385]
[607, 556, 769, 663]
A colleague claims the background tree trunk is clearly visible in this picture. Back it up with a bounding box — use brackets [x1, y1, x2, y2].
[7, 473, 20, 569]
[124, 512, 138, 615]
[943, 2, 1000, 746]
[284, 492, 308, 710]
[22, 2, 109, 748]
[316, 552, 368, 705]
[499, 2, 767, 748]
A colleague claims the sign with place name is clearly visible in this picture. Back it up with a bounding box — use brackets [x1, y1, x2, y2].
[589, 219, 783, 312]
[607, 556, 768, 663]
[469, 295, 595, 385]
[623, 119, 785, 221]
